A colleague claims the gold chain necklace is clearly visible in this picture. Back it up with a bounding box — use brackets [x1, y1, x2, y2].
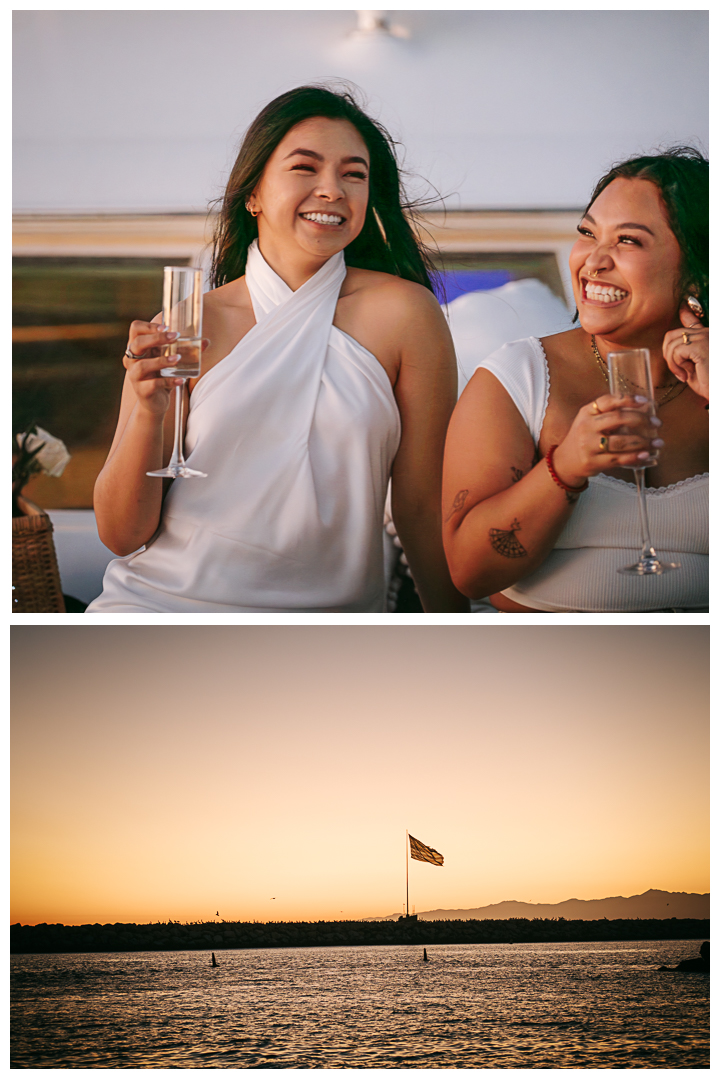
[590, 335, 686, 407]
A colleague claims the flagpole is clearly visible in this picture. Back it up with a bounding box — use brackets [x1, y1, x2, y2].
[405, 830, 409, 919]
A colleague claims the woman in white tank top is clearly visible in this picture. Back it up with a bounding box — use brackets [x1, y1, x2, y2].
[443, 148, 708, 612]
[89, 86, 467, 613]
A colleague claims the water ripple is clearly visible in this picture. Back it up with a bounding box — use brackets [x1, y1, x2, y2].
[11, 940, 709, 1068]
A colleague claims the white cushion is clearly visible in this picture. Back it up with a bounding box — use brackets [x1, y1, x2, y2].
[446, 278, 574, 395]
[47, 510, 115, 605]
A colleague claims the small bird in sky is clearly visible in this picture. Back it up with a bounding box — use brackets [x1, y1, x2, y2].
[215, 911, 219, 917]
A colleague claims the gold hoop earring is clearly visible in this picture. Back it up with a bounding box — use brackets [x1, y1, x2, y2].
[245, 203, 259, 218]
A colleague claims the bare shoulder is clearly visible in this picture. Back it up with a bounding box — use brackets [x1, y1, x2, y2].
[342, 267, 441, 323]
[203, 276, 251, 318]
[336, 268, 450, 385]
[343, 266, 438, 304]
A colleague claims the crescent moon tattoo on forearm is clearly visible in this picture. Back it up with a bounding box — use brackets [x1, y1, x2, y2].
[489, 518, 528, 558]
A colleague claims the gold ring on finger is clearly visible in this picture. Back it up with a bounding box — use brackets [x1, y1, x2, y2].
[682, 331, 691, 345]
[599, 435, 609, 453]
[591, 400, 600, 415]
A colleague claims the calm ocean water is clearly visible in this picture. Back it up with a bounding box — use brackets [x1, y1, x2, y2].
[11, 940, 709, 1069]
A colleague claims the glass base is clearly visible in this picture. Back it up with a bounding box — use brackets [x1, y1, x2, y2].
[147, 465, 207, 479]
[618, 556, 681, 576]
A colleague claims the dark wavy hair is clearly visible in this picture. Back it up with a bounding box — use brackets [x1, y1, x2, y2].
[210, 84, 436, 292]
[584, 146, 708, 324]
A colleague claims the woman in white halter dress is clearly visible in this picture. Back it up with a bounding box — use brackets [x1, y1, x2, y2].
[443, 148, 708, 612]
[89, 87, 467, 614]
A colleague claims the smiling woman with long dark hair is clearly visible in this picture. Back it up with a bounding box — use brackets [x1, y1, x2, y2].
[442, 147, 708, 612]
[210, 87, 435, 291]
[88, 85, 467, 613]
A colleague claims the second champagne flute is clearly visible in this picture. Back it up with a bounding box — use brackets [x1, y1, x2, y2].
[607, 347, 679, 576]
[147, 265, 207, 480]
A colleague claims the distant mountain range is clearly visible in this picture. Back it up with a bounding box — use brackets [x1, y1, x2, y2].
[368, 890, 709, 922]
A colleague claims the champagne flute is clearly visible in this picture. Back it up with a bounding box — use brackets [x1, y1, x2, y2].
[607, 348, 679, 575]
[147, 266, 207, 479]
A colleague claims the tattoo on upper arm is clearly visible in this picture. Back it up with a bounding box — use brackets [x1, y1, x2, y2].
[510, 466, 524, 484]
[445, 489, 469, 522]
[489, 518, 528, 559]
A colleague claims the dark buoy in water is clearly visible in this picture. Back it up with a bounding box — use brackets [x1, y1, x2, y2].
[423, 948, 428, 962]
[211, 952, 217, 967]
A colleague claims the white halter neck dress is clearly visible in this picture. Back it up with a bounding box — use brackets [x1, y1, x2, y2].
[88, 242, 401, 612]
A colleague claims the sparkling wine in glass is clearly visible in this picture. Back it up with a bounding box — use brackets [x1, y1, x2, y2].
[147, 266, 207, 480]
[607, 348, 679, 575]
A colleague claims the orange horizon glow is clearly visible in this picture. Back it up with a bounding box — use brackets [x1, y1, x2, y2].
[11, 626, 709, 926]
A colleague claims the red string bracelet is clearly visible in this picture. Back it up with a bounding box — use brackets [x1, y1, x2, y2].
[545, 444, 588, 494]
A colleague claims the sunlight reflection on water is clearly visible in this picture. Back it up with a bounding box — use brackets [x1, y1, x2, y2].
[11, 940, 709, 1068]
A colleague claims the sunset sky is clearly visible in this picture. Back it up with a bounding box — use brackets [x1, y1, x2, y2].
[11, 625, 708, 926]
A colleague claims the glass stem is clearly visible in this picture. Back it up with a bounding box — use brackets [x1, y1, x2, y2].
[168, 382, 186, 468]
[633, 467, 656, 560]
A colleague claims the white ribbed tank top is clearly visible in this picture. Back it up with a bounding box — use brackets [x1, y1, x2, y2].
[476, 338, 708, 612]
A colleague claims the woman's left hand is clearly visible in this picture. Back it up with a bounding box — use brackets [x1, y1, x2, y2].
[663, 303, 709, 402]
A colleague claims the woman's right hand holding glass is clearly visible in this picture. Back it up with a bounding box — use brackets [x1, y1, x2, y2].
[551, 393, 663, 487]
[124, 320, 183, 417]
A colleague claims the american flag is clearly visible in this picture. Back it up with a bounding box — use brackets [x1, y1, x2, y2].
[409, 834, 444, 866]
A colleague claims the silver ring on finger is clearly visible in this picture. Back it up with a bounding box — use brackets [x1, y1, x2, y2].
[125, 347, 145, 359]
[599, 435, 609, 453]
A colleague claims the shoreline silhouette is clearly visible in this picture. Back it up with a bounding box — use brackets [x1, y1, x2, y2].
[11, 916, 710, 955]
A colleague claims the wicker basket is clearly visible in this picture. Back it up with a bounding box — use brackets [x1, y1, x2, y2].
[12, 498, 66, 613]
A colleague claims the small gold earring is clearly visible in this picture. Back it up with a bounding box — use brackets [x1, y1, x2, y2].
[245, 203, 259, 218]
